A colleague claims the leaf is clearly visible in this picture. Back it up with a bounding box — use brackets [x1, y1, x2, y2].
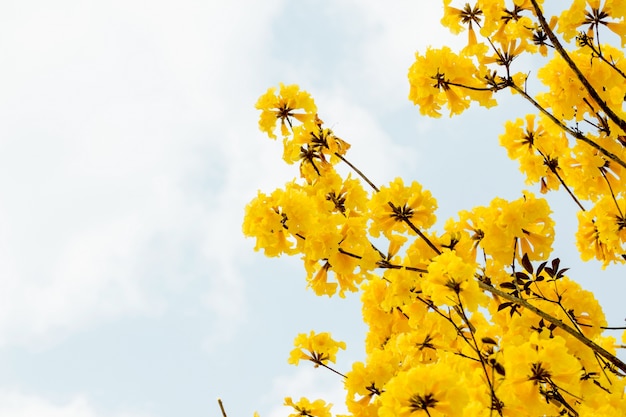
[482, 337, 498, 345]
[556, 267, 569, 279]
[521, 253, 533, 274]
[498, 302, 513, 312]
[537, 261, 547, 276]
[494, 362, 506, 376]
[515, 271, 529, 282]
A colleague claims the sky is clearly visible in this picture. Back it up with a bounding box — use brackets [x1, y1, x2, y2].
[0, 1, 623, 417]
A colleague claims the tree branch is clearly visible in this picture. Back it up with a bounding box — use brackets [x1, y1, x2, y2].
[478, 280, 626, 374]
[529, 0, 626, 134]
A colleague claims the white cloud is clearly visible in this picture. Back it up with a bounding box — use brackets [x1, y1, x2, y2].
[265, 367, 348, 417]
[0, 390, 153, 417]
[321, 1, 462, 110]
[0, 0, 289, 349]
[315, 90, 419, 186]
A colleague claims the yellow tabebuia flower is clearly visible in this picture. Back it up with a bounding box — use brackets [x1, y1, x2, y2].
[256, 83, 317, 139]
[284, 397, 332, 417]
[247, 3, 626, 413]
[558, 0, 626, 46]
[408, 46, 496, 117]
[345, 348, 394, 410]
[288, 331, 346, 367]
[537, 45, 626, 124]
[379, 357, 468, 417]
[500, 333, 582, 416]
[576, 196, 626, 266]
[479, 192, 555, 265]
[242, 188, 297, 257]
[368, 178, 437, 239]
[499, 114, 570, 193]
[284, 122, 352, 183]
[422, 249, 486, 311]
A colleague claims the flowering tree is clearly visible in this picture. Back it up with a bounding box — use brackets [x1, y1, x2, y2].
[243, 1, 626, 416]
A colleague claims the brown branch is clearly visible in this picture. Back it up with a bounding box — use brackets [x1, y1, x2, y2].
[584, 41, 626, 80]
[478, 280, 626, 374]
[387, 202, 442, 256]
[218, 398, 228, 417]
[534, 147, 586, 211]
[529, 0, 626, 134]
[509, 82, 626, 170]
[336, 153, 441, 256]
[334, 153, 379, 192]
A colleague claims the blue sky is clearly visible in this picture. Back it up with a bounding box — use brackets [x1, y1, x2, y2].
[0, 1, 623, 417]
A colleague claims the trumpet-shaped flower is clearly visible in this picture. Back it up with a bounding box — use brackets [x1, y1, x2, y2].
[288, 331, 346, 367]
[408, 46, 496, 117]
[256, 83, 317, 139]
[368, 178, 437, 239]
[422, 249, 485, 311]
[379, 359, 468, 417]
[284, 397, 332, 417]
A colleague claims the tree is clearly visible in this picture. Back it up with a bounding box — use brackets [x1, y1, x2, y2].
[243, 1, 626, 416]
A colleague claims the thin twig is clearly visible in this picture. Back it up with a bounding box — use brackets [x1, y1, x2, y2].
[335, 153, 441, 256]
[334, 153, 379, 192]
[534, 147, 586, 211]
[456, 294, 503, 416]
[218, 398, 228, 417]
[319, 362, 348, 379]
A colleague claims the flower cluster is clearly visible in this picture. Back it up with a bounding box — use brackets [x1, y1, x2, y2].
[245, 1, 626, 416]
[288, 331, 346, 367]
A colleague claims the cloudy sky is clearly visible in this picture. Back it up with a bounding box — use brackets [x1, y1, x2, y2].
[0, 1, 623, 417]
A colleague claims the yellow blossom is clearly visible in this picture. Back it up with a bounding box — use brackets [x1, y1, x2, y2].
[379, 359, 468, 417]
[422, 249, 486, 311]
[368, 178, 437, 239]
[479, 193, 555, 265]
[284, 397, 332, 417]
[408, 46, 496, 117]
[256, 83, 317, 139]
[288, 331, 346, 367]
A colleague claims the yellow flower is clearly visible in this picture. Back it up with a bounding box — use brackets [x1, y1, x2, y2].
[256, 83, 317, 139]
[422, 249, 486, 311]
[557, 0, 588, 42]
[284, 397, 332, 417]
[379, 359, 468, 417]
[500, 333, 582, 415]
[284, 122, 352, 182]
[288, 331, 346, 367]
[499, 114, 569, 193]
[558, 0, 626, 46]
[368, 178, 437, 239]
[479, 193, 555, 265]
[576, 196, 626, 266]
[537, 45, 626, 126]
[408, 46, 495, 117]
[345, 349, 394, 407]
[242, 188, 297, 257]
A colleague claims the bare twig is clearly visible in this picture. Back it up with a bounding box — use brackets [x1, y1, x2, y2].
[218, 398, 228, 417]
